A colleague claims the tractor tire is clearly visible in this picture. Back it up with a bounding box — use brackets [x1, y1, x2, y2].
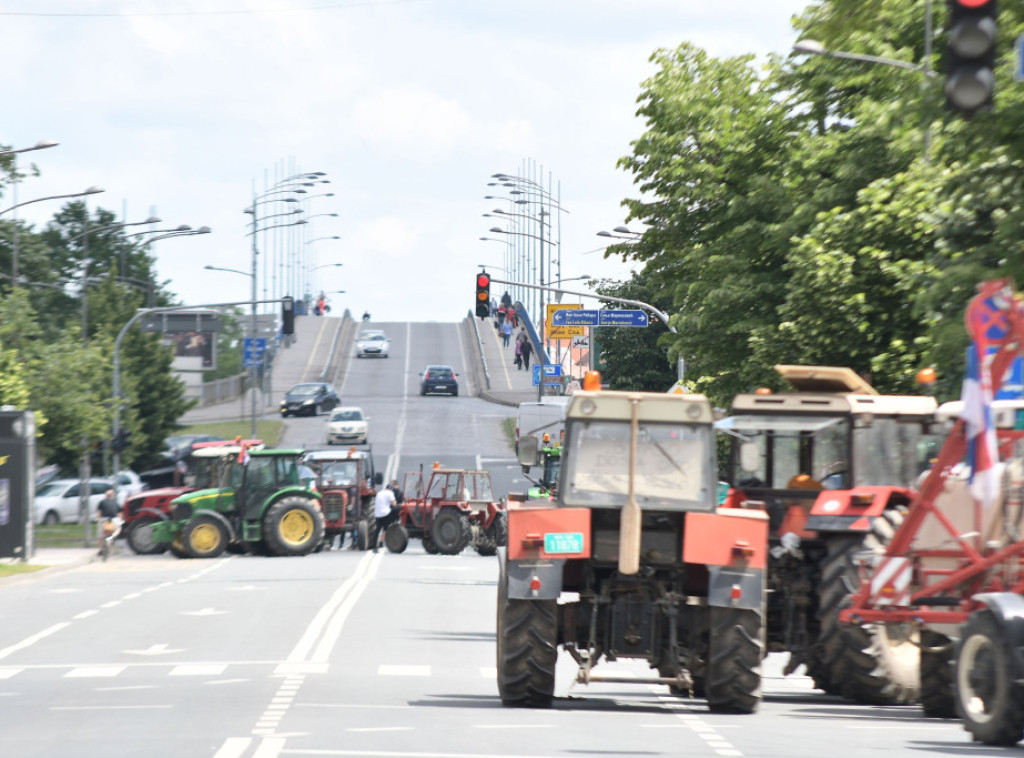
[475, 512, 508, 557]
[181, 515, 229, 559]
[705, 606, 764, 714]
[384, 523, 409, 553]
[430, 508, 471, 555]
[422, 534, 439, 554]
[955, 610, 1024, 745]
[817, 511, 919, 705]
[127, 515, 169, 555]
[169, 538, 190, 559]
[357, 519, 370, 551]
[262, 497, 325, 557]
[497, 563, 557, 708]
[920, 630, 956, 718]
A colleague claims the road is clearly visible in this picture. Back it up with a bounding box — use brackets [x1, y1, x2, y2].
[0, 321, 1001, 757]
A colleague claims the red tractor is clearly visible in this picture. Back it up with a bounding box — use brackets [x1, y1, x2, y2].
[122, 439, 262, 554]
[837, 280, 1024, 744]
[303, 448, 382, 550]
[384, 466, 508, 555]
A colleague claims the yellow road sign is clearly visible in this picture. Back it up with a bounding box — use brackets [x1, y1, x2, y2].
[546, 304, 585, 340]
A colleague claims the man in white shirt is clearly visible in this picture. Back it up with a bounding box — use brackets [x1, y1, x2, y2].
[372, 480, 398, 552]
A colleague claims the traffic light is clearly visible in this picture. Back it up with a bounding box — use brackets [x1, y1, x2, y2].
[475, 272, 490, 318]
[112, 428, 131, 453]
[282, 295, 295, 335]
[945, 0, 998, 116]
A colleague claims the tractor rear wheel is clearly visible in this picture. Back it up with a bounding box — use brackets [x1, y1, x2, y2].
[817, 511, 919, 705]
[127, 515, 169, 555]
[182, 515, 229, 559]
[956, 610, 1024, 745]
[920, 630, 956, 718]
[476, 512, 508, 557]
[430, 508, 471, 555]
[706, 606, 763, 713]
[357, 519, 370, 551]
[384, 523, 409, 553]
[497, 562, 557, 708]
[422, 534, 439, 554]
[262, 497, 325, 556]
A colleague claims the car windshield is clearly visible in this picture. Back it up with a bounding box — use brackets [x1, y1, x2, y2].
[331, 410, 363, 422]
[360, 333, 386, 342]
[289, 385, 321, 397]
[37, 482, 71, 497]
[322, 461, 358, 485]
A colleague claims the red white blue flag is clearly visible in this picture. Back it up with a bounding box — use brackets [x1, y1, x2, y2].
[961, 282, 1009, 507]
[239, 444, 251, 467]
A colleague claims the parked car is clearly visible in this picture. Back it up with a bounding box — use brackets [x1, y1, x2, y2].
[161, 434, 226, 462]
[355, 330, 390, 359]
[419, 365, 459, 396]
[326, 406, 369, 445]
[281, 382, 340, 417]
[34, 478, 113, 525]
[113, 469, 147, 499]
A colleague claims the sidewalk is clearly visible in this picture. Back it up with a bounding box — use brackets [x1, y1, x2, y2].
[474, 315, 547, 407]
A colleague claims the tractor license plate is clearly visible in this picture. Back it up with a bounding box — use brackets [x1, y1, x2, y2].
[544, 532, 584, 554]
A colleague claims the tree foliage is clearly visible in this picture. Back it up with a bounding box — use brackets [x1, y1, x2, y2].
[614, 0, 1024, 407]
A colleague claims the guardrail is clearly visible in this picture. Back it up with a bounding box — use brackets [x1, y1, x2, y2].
[468, 310, 491, 391]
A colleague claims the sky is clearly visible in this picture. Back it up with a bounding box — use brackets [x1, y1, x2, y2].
[0, 0, 812, 323]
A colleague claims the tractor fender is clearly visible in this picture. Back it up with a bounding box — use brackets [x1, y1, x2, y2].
[505, 555, 565, 600]
[708, 566, 764, 610]
[805, 486, 913, 533]
[134, 507, 169, 521]
[191, 508, 237, 543]
[972, 592, 1024, 675]
[683, 509, 768, 570]
[266, 487, 322, 512]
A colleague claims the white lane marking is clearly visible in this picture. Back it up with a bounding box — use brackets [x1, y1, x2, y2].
[308, 551, 382, 664]
[0, 622, 70, 661]
[297, 703, 414, 709]
[181, 607, 226, 616]
[74, 610, 98, 620]
[212, 737, 252, 758]
[64, 666, 125, 678]
[170, 664, 227, 676]
[122, 592, 142, 600]
[473, 724, 555, 730]
[124, 643, 185, 656]
[206, 679, 252, 686]
[377, 665, 430, 677]
[252, 738, 286, 758]
[0, 668, 23, 679]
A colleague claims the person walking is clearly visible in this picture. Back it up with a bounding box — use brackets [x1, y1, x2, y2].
[514, 338, 523, 370]
[520, 336, 534, 372]
[507, 306, 517, 328]
[372, 480, 399, 551]
[501, 319, 512, 347]
[96, 489, 120, 555]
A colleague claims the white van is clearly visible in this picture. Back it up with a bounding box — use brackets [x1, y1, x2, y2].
[515, 397, 569, 452]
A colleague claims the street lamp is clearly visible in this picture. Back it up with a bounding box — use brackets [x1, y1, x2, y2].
[306, 236, 340, 244]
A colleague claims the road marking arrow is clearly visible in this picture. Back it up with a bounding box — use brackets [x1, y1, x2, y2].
[123, 643, 185, 656]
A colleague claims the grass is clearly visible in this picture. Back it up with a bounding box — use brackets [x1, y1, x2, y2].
[34, 523, 92, 549]
[0, 564, 48, 578]
[177, 420, 285, 447]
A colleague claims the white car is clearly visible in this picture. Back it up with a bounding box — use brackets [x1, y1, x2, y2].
[113, 470, 146, 500]
[327, 406, 369, 445]
[34, 478, 114, 525]
[355, 330, 390, 359]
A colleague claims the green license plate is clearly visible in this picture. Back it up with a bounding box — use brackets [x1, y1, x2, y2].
[544, 532, 584, 554]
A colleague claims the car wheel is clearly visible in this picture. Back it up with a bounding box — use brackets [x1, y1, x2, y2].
[43, 510, 60, 526]
[313, 403, 322, 416]
[453, 388, 459, 396]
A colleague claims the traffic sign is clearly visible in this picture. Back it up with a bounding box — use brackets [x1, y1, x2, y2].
[551, 309, 649, 327]
[546, 304, 585, 340]
[571, 334, 590, 349]
[532, 363, 563, 386]
[243, 337, 268, 367]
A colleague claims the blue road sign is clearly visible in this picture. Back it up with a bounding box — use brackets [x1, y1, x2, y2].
[551, 309, 649, 327]
[243, 337, 268, 367]
[532, 364, 563, 386]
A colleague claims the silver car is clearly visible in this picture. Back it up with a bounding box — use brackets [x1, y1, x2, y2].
[355, 330, 390, 358]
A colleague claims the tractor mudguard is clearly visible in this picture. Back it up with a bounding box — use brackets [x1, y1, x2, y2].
[189, 508, 236, 543]
[683, 509, 768, 570]
[973, 592, 1024, 675]
[708, 566, 764, 610]
[507, 505, 590, 561]
[805, 486, 913, 533]
[506, 556, 566, 600]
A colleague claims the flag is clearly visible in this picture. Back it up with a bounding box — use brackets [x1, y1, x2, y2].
[960, 282, 1010, 508]
[239, 444, 251, 467]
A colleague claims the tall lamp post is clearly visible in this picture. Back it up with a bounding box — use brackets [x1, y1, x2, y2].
[0, 140, 59, 286]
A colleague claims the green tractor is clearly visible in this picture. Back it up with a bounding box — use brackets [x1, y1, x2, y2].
[149, 448, 326, 558]
[522, 441, 561, 500]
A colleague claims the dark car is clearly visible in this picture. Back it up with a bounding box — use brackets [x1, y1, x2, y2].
[161, 434, 226, 463]
[419, 365, 459, 396]
[281, 382, 340, 417]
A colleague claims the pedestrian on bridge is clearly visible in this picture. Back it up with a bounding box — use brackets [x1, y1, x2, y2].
[520, 337, 533, 371]
[501, 319, 512, 347]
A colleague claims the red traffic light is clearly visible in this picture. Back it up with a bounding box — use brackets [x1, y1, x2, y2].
[477, 273, 490, 288]
[953, 0, 992, 7]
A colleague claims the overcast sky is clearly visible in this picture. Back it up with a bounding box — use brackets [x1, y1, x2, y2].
[1, 0, 811, 322]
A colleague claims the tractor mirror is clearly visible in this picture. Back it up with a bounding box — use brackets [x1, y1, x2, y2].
[739, 441, 761, 473]
[517, 435, 540, 469]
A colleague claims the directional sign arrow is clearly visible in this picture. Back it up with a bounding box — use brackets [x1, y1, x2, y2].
[181, 607, 226, 616]
[123, 643, 185, 656]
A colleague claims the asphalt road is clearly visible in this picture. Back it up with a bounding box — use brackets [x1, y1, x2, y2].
[0, 321, 1005, 757]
